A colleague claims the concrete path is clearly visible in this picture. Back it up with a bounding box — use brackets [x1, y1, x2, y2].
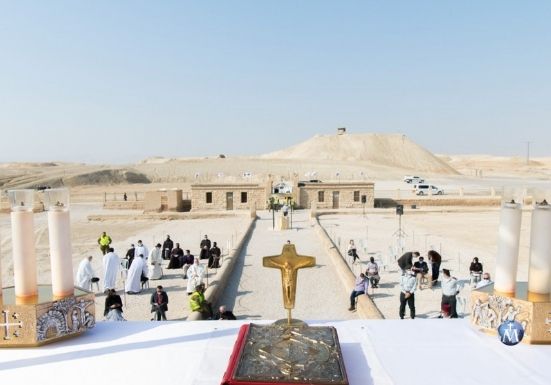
[217, 210, 358, 321]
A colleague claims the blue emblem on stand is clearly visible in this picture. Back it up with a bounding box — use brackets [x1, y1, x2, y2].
[498, 320, 524, 346]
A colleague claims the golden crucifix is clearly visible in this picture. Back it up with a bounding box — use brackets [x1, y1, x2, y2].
[263, 243, 316, 326]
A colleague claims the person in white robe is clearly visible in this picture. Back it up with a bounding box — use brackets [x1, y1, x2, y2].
[186, 258, 205, 294]
[148, 243, 163, 280]
[76, 255, 96, 290]
[125, 254, 148, 294]
[135, 240, 149, 262]
[103, 248, 120, 292]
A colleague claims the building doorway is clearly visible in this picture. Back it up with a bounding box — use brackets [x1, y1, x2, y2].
[332, 191, 340, 209]
[226, 192, 233, 210]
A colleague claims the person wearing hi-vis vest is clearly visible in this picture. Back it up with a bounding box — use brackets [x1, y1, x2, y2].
[98, 231, 112, 255]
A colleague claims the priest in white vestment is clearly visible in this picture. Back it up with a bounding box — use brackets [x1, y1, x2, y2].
[148, 243, 163, 280]
[103, 248, 120, 292]
[186, 258, 205, 294]
[125, 254, 148, 294]
[135, 240, 149, 262]
[76, 255, 96, 290]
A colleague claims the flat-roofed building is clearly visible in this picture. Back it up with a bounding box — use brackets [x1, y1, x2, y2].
[298, 181, 374, 209]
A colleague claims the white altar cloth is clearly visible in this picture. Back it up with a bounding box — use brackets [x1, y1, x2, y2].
[1, 319, 550, 385]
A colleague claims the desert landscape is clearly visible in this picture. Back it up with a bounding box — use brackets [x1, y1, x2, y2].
[1, 131, 550, 321]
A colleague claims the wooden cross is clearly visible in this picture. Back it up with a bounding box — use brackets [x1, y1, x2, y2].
[263, 244, 316, 325]
[1, 310, 23, 340]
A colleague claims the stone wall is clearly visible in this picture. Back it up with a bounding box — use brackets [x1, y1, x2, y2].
[191, 184, 267, 211]
[144, 191, 163, 213]
[299, 182, 374, 209]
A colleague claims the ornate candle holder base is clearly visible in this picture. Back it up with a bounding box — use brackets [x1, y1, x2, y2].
[471, 282, 551, 344]
[0, 285, 95, 347]
[222, 322, 348, 385]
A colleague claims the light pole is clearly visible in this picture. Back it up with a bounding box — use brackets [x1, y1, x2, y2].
[526, 141, 531, 165]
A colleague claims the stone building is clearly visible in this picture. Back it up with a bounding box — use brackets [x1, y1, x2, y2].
[298, 181, 374, 209]
[143, 189, 189, 213]
[190, 180, 374, 211]
[190, 183, 269, 211]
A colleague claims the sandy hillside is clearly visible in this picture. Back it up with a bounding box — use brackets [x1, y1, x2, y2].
[438, 154, 551, 178]
[262, 133, 459, 174]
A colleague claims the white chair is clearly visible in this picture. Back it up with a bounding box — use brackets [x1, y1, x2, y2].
[120, 259, 129, 279]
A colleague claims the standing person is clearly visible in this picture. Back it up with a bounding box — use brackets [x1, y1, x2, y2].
[428, 250, 442, 287]
[148, 243, 163, 280]
[282, 203, 289, 217]
[186, 258, 205, 295]
[104, 289, 125, 321]
[213, 305, 236, 320]
[397, 251, 419, 274]
[123, 192, 128, 201]
[189, 284, 212, 320]
[97, 232, 112, 255]
[182, 249, 195, 278]
[441, 269, 459, 318]
[135, 240, 149, 262]
[167, 243, 184, 269]
[365, 257, 380, 288]
[347, 240, 359, 264]
[125, 254, 148, 294]
[150, 285, 169, 321]
[162, 235, 174, 260]
[208, 242, 222, 268]
[102, 248, 120, 293]
[349, 273, 369, 311]
[200, 235, 211, 260]
[399, 268, 417, 319]
[125, 244, 136, 268]
[75, 255, 98, 291]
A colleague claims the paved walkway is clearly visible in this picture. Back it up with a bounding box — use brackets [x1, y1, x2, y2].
[217, 210, 358, 321]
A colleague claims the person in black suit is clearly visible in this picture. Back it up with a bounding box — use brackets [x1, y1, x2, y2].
[397, 251, 420, 274]
[199, 235, 211, 260]
[150, 285, 169, 321]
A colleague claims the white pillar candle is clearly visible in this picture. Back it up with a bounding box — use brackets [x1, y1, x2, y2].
[494, 202, 522, 293]
[11, 210, 38, 298]
[47, 209, 74, 298]
[528, 204, 551, 294]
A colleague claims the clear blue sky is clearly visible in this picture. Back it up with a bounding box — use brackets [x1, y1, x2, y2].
[1, 1, 550, 163]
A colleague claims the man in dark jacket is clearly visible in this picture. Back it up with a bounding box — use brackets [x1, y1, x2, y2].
[397, 251, 420, 273]
[162, 235, 174, 260]
[208, 242, 222, 268]
[428, 250, 442, 286]
[200, 235, 211, 260]
[150, 285, 169, 321]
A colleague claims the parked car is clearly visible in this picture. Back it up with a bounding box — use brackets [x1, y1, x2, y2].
[403, 175, 424, 184]
[415, 184, 444, 195]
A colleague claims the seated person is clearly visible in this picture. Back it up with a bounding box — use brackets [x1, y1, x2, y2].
[469, 257, 484, 285]
[167, 243, 184, 269]
[476, 272, 493, 289]
[213, 305, 236, 320]
[189, 284, 213, 320]
[104, 289, 125, 321]
[365, 257, 380, 288]
[412, 256, 429, 288]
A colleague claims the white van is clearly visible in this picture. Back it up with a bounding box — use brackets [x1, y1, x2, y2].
[415, 184, 444, 195]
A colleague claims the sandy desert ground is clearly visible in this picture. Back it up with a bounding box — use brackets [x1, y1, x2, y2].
[0, 133, 549, 321]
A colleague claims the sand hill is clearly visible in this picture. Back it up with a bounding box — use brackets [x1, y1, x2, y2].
[262, 133, 459, 174]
